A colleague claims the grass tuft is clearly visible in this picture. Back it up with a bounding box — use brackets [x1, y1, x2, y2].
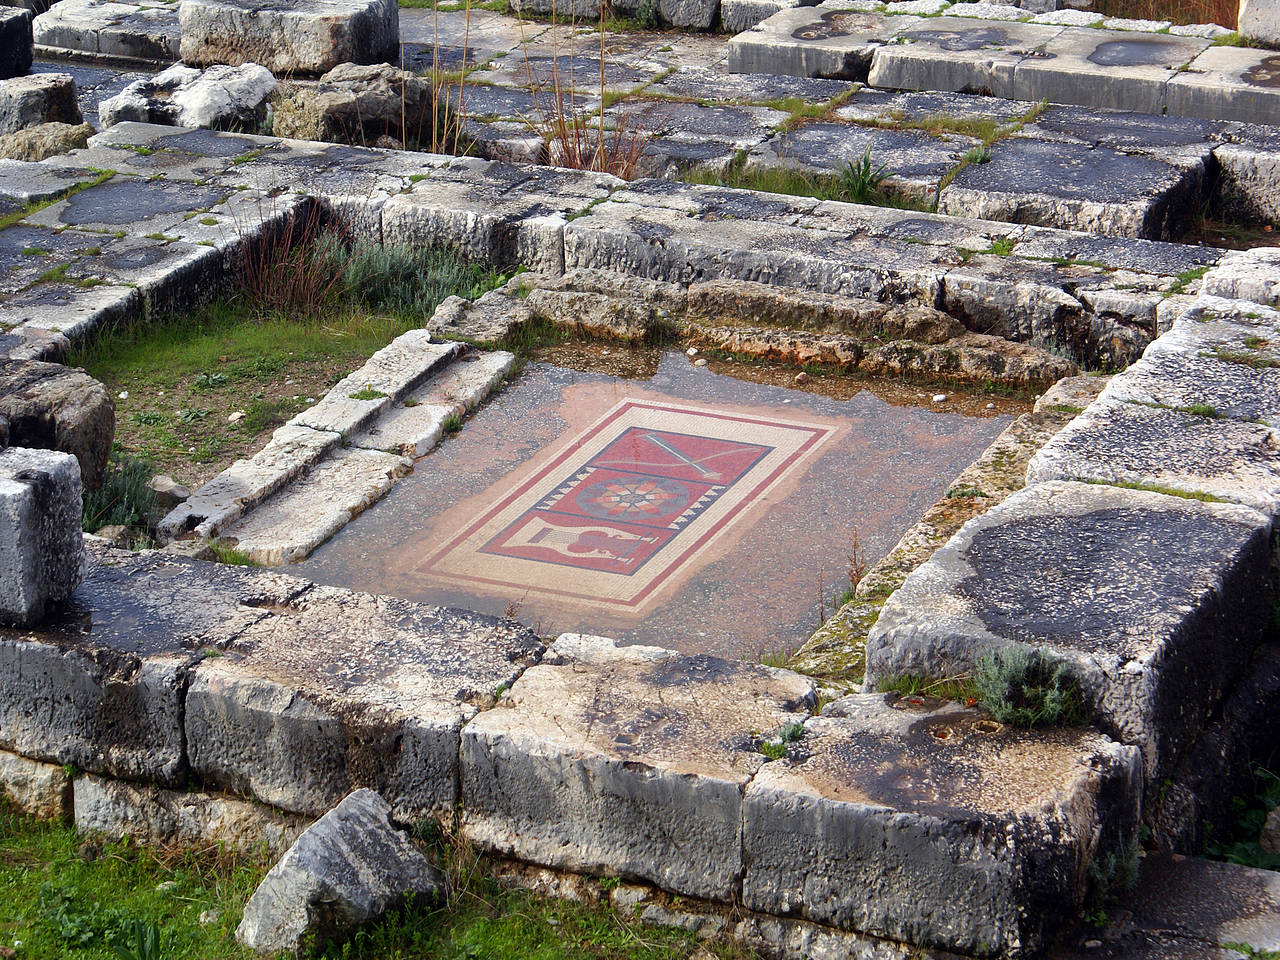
[973, 646, 1086, 727]
[82, 450, 160, 538]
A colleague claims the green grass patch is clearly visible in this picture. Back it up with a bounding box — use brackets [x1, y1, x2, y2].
[82, 450, 160, 538]
[973, 646, 1086, 727]
[207, 542, 258, 566]
[682, 157, 930, 212]
[877, 673, 980, 704]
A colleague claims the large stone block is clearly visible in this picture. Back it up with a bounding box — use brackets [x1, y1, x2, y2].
[742, 693, 1141, 957]
[461, 634, 815, 902]
[178, 0, 400, 75]
[864, 480, 1275, 781]
[0, 748, 71, 819]
[237, 789, 442, 955]
[1025, 398, 1280, 517]
[0, 543, 309, 783]
[0, 359, 114, 488]
[1201, 247, 1280, 308]
[0, 447, 83, 627]
[185, 586, 543, 819]
[99, 62, 276, 131]
[727, 8, 918, 81]
[74, 773, 306, 853]
[272, 62, 429, 146]
[0, 8, 31, 79]
[0, 72, 81, 138]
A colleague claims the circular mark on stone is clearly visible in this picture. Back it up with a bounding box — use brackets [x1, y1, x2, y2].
[792, 10, 875, 40]
[929, 724, 954, 740]
[578, 476, 691, 520]
[1087, 39, 1181, 67]
[975, 719, 1002, 734]
[1244, 55, 1280, 89]
[903, 28, 1011, 51]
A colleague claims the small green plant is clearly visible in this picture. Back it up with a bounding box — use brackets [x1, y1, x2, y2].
[1207, 766, 1280, 870]
[945, 485, 988, 499]
[877, 673, 980, 704]
[988, 237, 1015, 256]
[349, 387, 389, 401]
[1222, 944, 1280, 960]
[1184, 402, 1220, 418]
[973, 646, 1086, 727]
[112, 918, 162, 960]
[758, 721, 805, 759]
[443, 412, 464, 434]
[1082, 840, 1139, 928]
[599, 876, 622, 892]
[130, 410, 167, 426]
[633, 0, 658, 27]
[207, 541, 258, 566]
[191, 371, 228, 390]
[961, 145, 991, 165]
[839, 146, 891, 204]
[174, 407, 209, 425]
[82, 451, 160, 536]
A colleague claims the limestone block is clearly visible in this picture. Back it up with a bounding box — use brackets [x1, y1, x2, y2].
[1215, 135, 1280, 224]
[218, 447, 412, 565]
[742, 694, 1141, 957]
[0, 544, 310, 783]
[1201, 248, 1280, 308]
[0, 72, 81, 138]
[0, 120, 94, 161]
[1167, 46, 1280, 126]
[461, 634, 815, 902]
[863, 480, 1274, 781]
[0, 359, 114, 488]
[425, 287, 534, 346]
[1240, 0, 1280, 46]
[237, 789, 443, 956]
[291, 332, 460, 438]
[157, 422, 340, 541]
[1026, 398, 1280, 517]
[727, 8, 918, 80]
[351, 350, 515, 458]
[33, 0, 180, 62]
[271, 63, 430, 146]
[185, 586, 543, 819]
[0, 8, 31, 79]
[99, 62, 276, 132]
[0, 447, 83, 627]
[178, 0, 400, 75]
[720, 0, 807, 33]
[74, 773, 306, 853]
[657, 0, 718, 28]
[0, 748, 71, 819]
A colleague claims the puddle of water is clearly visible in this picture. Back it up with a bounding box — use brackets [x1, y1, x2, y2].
[293, 350, 1021, 659]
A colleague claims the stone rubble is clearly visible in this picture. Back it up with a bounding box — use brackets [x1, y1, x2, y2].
[99, 62, 276, 131]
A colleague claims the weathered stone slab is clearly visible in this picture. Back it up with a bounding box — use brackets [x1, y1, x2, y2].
[938, 137, 1201, 240]
[1010, 29, 1209, 114]
[748, 120, 977, 201]
[728, 8, 918, 80]
[0, 282, 141, 342]
[178, 0, 399, 75]
[0, 8, 31, 79]
[0, 72, 80, 138]
[742, 693, 1141, 956]
[158, 423, 340, 540]
[99, 62, 275, 132]
[646, 65, 854, 105]
[237, 789, 442, 956]
[1215, 125, 1280, 224]
[0, 358, 113, 487]
[864, 480, 1275, 780]
[0, 748, 70, 819]
[425, 281, 534, 345]
[33, 0, 179, 62]
[1239, 0, 1280, 46]
[218, 447, 412, 565]
[186, 587, 543, 818]
[1026, 398, 1280, 517]
[1201, 247, 1280, 308]
[291, 332, 460, 438]
[74, 773, 307, 853]
[461, 633, 815, 902]
[272, 62, 429, 147]
[0, 446, 82, 627]
[381, 163, 620, 272]
[721, 0, 811, 33]
[351, 349, 515, 458]
[868, 19, 1064, 99]
[1167, 46, 1280, 126]
[1024, 102, 1222, 157]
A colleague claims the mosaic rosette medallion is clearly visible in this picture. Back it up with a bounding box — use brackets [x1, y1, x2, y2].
[417, 399, 834, 611]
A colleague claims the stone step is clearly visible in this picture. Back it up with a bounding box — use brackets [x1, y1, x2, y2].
[729, 7, 1280, 124]
[863, 479, 1275, 788]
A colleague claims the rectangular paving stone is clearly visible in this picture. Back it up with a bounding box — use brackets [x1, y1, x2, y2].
[742, 693, 1141, 956]
[645, 65, 855, 105]
[34, 0, 179, 61]
[461, 633, 815, 902]
[292, 331, 461, 438]
[1010, 29, 1210, 114]
[351, 349, 516, 458]
[1025, 398, 1280, 518]
[0, 544, 308, 784]
[864, 479, 1275, 782]
[937, 136, 1202, 240]
[1201, 247, 1280, 308]
[157, 422, 341, 540]
[186, 586, 543, 819]
[218, 447, 412, 565]
[728, 8, 919, 80]
[1167, 46, 1280, 126]
[1, 282, 141, 341]
[868, 19, 1064, 99]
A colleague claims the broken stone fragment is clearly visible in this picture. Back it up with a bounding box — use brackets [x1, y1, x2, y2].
[0, 72, 81, 138]
[99, 62, 276, 132]
[271, 63, 431, 147]
[146, 474, 191, 511]
[0, 446, 84, 627]
[0, 9, 32, 80]
[0, 359, 114, 489]
[0, 120, 94, 161]
[237, 789, 442, 955]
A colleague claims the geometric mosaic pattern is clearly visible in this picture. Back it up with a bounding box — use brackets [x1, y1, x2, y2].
[419, 400, 833, 611]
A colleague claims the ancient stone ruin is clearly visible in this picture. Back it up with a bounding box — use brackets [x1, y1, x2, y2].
[1, 0, 1279, 954]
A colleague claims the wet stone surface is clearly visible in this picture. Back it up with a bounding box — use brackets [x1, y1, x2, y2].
[294, 351, 1012, 659]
